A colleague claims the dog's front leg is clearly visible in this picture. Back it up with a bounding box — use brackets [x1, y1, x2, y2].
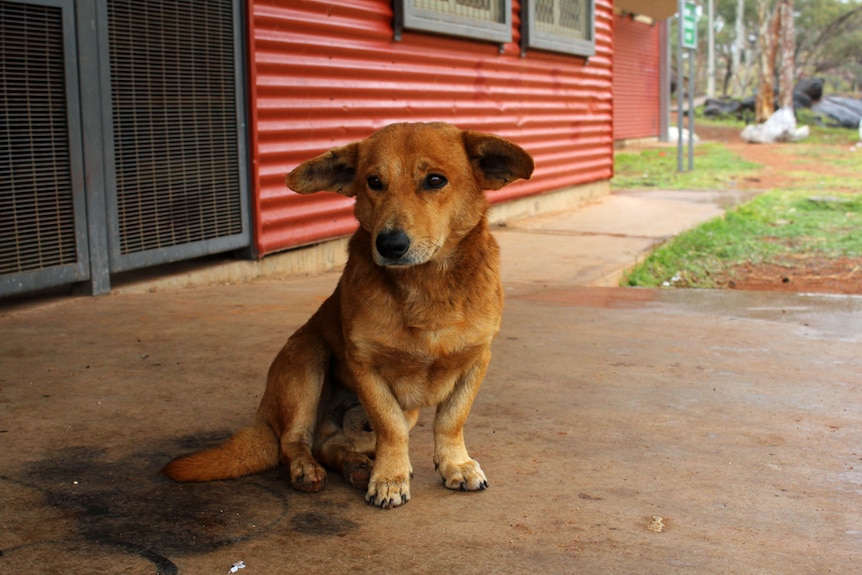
[433, 349, 490, 491]
[352, 368, 413, 509]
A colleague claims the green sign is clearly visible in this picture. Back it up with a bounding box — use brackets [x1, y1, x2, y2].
[682, 1, 697, 49]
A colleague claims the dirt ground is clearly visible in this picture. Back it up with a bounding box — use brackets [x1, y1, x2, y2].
[684, 124, 862, 295]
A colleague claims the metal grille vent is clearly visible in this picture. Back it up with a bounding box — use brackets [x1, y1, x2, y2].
[413, 0, 504, 24]
[536, 0, 588, 40]
[107, 0, 242, 256]
[0, 1, 78, 276]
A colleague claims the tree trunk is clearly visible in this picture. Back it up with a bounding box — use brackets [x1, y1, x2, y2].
[730, 0, 746, 98]
[778, 0, 795, 109]
[755, 0, 779, 123]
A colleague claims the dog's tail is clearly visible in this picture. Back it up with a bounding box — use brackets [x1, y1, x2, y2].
[162, 424, 280, 482]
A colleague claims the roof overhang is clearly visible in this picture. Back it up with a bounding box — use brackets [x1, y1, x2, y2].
[615, 0, 677, 21]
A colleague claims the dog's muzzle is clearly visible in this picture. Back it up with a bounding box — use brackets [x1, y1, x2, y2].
[375, 229, 411, 262]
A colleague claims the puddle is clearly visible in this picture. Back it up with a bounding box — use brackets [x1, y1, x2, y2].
[654, 289, 862, 343]
[618, 189, 764, 210]
[509, 285, 862, 342]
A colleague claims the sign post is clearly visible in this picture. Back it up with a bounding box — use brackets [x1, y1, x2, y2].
[677, 1, 698, 172]
[682, 1, 697, 49]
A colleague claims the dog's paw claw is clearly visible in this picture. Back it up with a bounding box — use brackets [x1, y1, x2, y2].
[365, 478, 410, 509]
[438, 458, 488, 492]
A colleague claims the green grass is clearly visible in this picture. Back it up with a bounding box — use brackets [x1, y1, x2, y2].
[617, 133, 862, 288]
[624, 190, 862, 288]
[612, 143, 760, 190]
[773, 144, 862, 180]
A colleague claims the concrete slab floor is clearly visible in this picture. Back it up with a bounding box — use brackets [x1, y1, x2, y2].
[2, 274, 861, 574]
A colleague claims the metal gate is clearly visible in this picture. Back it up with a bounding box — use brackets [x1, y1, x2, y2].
[101, 0, 249, 276]
[0, 0, 91, 296]
[0, 0, 249, 298]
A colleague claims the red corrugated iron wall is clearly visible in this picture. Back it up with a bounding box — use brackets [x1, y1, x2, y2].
[249, 0, 614, 255]
[612, 13, 660, 141]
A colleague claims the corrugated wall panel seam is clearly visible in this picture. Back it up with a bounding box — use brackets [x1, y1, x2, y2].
[254, 61, 611, 89]
[257, 60, 613, 91]
[250, 0, 614, 254]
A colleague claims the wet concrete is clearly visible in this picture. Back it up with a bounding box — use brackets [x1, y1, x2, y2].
[2, 190, 862, 574]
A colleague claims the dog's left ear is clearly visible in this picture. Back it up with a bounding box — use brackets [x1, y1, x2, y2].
[286, 142, 360, 197]
[462, 131, 535, 191]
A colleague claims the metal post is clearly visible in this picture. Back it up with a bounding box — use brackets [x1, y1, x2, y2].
[659, 19, 670, 142]
[707, 0, 715, 98]
[688, 51, 695, 171]
[677, 0, 684, 172]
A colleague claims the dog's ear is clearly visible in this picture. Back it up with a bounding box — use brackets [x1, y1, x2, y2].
[462, 131, 535, 191]
[286, 143, 360, 197]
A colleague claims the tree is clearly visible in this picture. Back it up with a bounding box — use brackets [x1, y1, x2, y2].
[777, 0, 795, 108]
[754, 0, 795, 122]
[754, 0, 779, 122]
[699, 0, 862, 99]
[730, 0, 746, 97]
[794, 1, 862, 90]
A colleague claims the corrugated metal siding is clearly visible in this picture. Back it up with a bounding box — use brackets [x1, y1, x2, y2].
[249, 0, 614, 255]
[612, 13, 660, 141]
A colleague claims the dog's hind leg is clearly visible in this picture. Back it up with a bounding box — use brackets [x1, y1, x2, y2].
[313, 401, 375, 490]
[258, 327, 331, 493]
[314, 416, 375, 490]
[315, 403, 420, 490]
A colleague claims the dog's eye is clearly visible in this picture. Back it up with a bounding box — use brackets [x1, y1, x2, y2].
[366, 175, 383, 191]
[425, 174, 447, 189]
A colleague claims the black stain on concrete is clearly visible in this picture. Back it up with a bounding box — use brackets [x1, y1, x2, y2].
[289, 511, 360, 537]
[0, 437, 308, 574]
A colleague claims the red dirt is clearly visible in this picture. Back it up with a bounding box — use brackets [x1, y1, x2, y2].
[687, 125, 862, 295]
[714, 257, 862, 294]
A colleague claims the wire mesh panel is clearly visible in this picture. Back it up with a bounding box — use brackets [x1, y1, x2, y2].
[523, 0, 595, 57]
[398, 0, 511, 43]
[106, 0, 246, 267]
[0, 1, 79, 278]
[535, 0, 589, 40]
[413, 0, 503, 24]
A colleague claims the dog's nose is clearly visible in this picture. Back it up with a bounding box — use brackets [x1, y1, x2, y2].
[375, 230, 410, 259]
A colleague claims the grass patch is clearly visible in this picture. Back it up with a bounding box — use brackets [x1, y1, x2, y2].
[613, 143, 760, 190]
[774, 144, 862, 177]
[624, 190, 862, 288]
[780, 170, 862, 194]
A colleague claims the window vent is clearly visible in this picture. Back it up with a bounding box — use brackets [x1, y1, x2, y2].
[0, 1, 78, 275]
[107, 0, 243, 256]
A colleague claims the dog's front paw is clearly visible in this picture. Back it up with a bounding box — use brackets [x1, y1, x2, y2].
[365, 476, 411, 509]
[289, 459, 327, 493]
[436, 458, 488, 491]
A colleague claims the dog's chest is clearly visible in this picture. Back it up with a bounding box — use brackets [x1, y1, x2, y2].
[350, 306, 497, 409]
[369, 334, 489, 409]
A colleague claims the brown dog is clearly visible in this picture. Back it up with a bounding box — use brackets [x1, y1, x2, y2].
[163, 122, 534, 508]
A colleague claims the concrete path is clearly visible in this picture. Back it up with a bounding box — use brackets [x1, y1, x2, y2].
[494, 188, 760, 287]
[2, 190, 861, 574]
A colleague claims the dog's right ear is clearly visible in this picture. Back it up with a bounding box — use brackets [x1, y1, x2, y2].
[286, 143, 360, 197]
[462, 131, 535, 191]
